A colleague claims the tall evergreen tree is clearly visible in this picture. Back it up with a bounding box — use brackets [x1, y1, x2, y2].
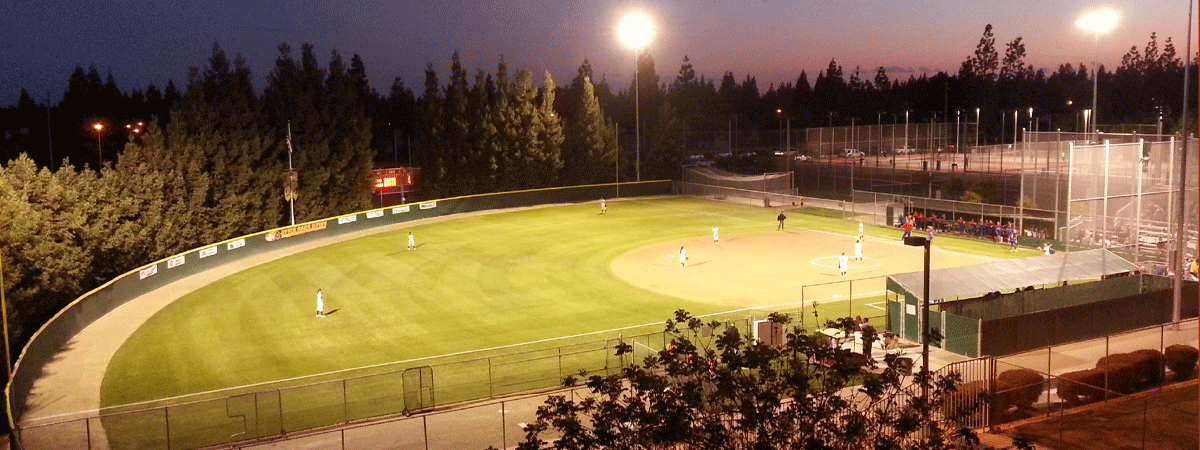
[563, 76, 618, 186]
[645, 100, 685, 180]
[169, 43, 282, 240]
[323, 50, 375, 214]
[413, 63, 445, 197]
[537, 71, 564, 186]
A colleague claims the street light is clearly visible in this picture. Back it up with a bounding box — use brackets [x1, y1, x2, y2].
[619, 12, 653, 182]
[1076, 8, 1119, 142]
[92, 123, 104, 166]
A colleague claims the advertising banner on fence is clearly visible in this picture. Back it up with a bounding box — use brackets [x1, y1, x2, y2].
[139, 265, 158, 280]
[337, 215, 357, 224]
[199, 246, 218, 258]
[264, 221, 329, 242]
[167, 256, 185, 269]
[392, 205, 410, 214]
[419, 201, 437, 210]
[226, 239, 245, 250]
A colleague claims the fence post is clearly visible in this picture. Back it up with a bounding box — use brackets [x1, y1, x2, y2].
[165, 406, 171, 450]
[342, 379, 348, 424]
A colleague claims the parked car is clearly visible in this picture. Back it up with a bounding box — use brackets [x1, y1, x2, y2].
[793, 154, 812, 162]
[894, 147, 916, 154]
[843, 149, 865, 158]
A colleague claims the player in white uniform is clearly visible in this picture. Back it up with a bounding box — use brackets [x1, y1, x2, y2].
[600, 198, 606, 214]
[839, 253, 849, 277]
[316, 289, 325, 318]
[858, 222, 864, 239]
[407, 232, 415, 250]
[854, 238, 864, 262]
[712, 227, 719, 243]
[679, 246, 687, 267]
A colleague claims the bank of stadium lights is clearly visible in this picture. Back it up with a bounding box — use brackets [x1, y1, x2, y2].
[1076, 8, 1119, 142]
[619, 12, 653, 182]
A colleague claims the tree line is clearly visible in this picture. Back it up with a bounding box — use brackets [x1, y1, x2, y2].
[0, 24, 1196, 369]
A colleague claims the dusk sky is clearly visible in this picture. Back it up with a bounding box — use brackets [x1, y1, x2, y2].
[1, 0, 1196, 107]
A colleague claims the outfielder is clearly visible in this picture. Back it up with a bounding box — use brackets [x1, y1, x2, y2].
[600, 198, 606, 214]
[407, 232, 415, 250]
[679, 246, 687, 268]
[316, 289, 326, 318]
[712, 227, 719, 244]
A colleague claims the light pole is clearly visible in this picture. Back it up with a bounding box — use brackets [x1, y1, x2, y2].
[1076, 9, 1119, 143]
[903, 230, 932, 396]
[619, 12, 653, 182]
[92, 123, 104, 166]
[974, 107, 980, 150]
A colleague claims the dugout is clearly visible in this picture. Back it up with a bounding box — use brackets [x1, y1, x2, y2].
[884, 249, 1197, 357]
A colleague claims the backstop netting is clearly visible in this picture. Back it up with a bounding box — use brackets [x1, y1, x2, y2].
[1019, 137, 1198, 267]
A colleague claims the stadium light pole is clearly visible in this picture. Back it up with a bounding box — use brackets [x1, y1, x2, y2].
[1076, 8, 1119, 143]
[619, 12, 653, 182]
[903, 231, 932, 399]
[975, 107, 980, 150]
[1173, 0, 1193, 327]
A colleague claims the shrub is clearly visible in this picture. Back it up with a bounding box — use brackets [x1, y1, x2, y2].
[1164, 344, 1199, 380]
[1057, 369, 1107, 406]
[1097, 350, 1163, 391]
[995, 368, 1045, 411]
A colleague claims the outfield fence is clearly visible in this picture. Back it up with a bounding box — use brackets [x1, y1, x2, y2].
[9, 181, 675, 449]
[16, 279, 889, 450]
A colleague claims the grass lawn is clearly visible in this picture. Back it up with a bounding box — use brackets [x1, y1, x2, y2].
[97, 196, 1031, 448]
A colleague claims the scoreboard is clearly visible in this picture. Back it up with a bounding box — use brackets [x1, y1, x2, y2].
[373, 167, 417, 193]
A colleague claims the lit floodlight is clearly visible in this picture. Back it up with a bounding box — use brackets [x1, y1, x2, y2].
[618, 13, 653, 49]
[1076, 9, 1118, 33]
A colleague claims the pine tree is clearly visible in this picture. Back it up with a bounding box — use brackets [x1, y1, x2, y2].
[323, 50, 375, 214]
[537, 71, 564, 186]
[413, 63, 445, 198]
[645, 100, 685, 180]
[169, 43, 282, 239]
[563, 76, 618, 185]
[0, 156, 97, 344]
[505, 68, 543, 190]
[442, 51, 472, 196]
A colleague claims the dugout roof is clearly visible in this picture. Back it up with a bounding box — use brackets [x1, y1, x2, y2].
[886, 249, 1139, 302]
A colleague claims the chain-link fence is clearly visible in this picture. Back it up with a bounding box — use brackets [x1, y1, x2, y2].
[15, 285, 893, 450]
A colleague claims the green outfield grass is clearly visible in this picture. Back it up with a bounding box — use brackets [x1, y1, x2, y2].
[97, 196, 1033, 448]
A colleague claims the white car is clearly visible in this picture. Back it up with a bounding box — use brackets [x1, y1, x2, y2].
[894, 147, 916, 154]
[793, 154, 811, 162]
[844, 149, 865, 158]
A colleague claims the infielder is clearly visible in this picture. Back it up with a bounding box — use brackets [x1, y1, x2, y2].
[712, 227, 719, 244]
[839, 253, 849, 277]
[854, 238, 864, 262]
[407, 232, 415, 250]
[316, 289, 325, 318]
[679, 246, 687, 268]
[858, 222, 864, 239]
